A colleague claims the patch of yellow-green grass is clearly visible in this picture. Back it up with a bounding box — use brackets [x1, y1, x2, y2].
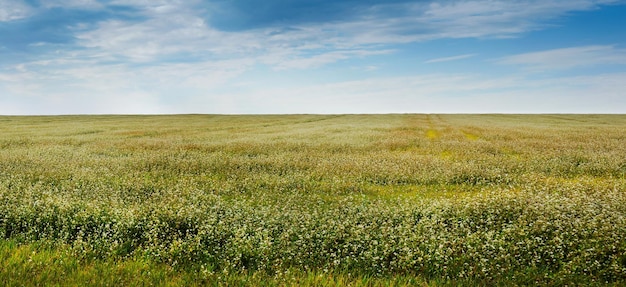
[438, 150, 454, 160]
[461, 131, 479, 141]
[425, 129, 439, 139]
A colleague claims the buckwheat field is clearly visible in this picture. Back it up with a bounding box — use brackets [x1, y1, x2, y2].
[0, 114, 624, 286]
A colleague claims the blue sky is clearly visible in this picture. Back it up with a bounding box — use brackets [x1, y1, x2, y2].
[1, 0, 625, 114]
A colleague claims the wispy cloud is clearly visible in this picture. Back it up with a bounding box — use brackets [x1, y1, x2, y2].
[425, 54, 477, 63]
[498, 45, 626, 70]
[268, 49, 395, 70]
[0, 0, 33, 22]
[315, 0, 624, 46]
[40, 0, 104, 10]
[416, 1, 606, 38]
[6, 0, 622, 66]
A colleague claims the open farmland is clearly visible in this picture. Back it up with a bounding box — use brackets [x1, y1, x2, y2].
[0, 114, 625, 286]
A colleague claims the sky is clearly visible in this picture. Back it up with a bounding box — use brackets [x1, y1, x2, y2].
[1, 0, 625, 114]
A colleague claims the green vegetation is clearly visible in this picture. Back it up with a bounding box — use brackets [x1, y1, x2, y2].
[0, 114, 625, 286]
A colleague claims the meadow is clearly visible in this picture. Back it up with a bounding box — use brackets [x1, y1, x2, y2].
[0, 114, 624, 286]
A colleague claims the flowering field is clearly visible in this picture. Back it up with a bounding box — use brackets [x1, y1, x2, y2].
[0, 114, 625, 286]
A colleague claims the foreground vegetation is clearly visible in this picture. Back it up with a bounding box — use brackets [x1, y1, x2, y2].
[0, 114, 624, 286]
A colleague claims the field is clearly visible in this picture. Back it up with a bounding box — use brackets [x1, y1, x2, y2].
[0, 114, 625, 286]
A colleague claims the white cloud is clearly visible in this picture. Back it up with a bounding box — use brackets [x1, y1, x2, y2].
[40, 0, 103, 9]
[436, 0, 621, 36]
[0, 0, 32, 21]
[73, 0, 624, 68]
[417, 0, 601, 38]
[317, 0, 623, 47]
[425, 54, 477, 63]
[498, 45, 626, 70]
[268, 49, 394, 70]
[76, 17, 214, 62]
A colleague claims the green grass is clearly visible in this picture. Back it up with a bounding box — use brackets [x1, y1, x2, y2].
[0, 114, 625, 286]
[0, 240, 437, 286]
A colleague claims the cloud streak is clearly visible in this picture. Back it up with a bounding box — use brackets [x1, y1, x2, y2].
[497, 45, 626, 71]
[425, 54, 477, 63]
[0, 0, 32, 22]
